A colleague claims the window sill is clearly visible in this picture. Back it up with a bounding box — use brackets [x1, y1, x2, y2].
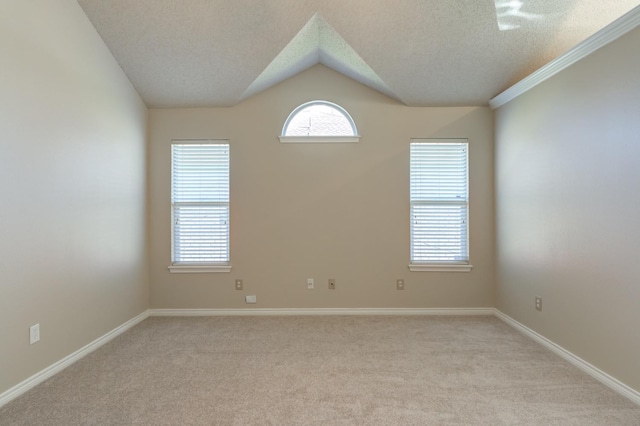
[409, 264, 473, 272]
[168, 265, 232, 273]
[279, 136, 360, 143]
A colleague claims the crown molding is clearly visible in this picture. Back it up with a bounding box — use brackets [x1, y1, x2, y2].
[490, 6, 640, 109]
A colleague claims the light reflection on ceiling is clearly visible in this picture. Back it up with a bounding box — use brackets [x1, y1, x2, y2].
[495, 0, 544, 30]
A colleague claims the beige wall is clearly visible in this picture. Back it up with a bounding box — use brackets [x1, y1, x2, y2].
[495, 28, 640, 391]
[0, 0, 148, 394]
[149, 65, 494, 309]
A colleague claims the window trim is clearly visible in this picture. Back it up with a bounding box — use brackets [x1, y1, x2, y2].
[408, 263, 473, 272]
[168, 264, 232, 274]
[169, 139, 231, 274]
[279, 136, 360, 144]
[408, 139, 473, 273]
[279, 100, 360, 143]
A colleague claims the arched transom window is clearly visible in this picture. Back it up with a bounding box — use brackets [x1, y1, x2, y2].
[279, 100, 360, 143]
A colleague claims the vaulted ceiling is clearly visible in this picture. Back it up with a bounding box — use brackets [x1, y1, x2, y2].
[76, 0, 640, 107]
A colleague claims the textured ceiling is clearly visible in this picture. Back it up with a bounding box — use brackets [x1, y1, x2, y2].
[76, 0, 640, 107]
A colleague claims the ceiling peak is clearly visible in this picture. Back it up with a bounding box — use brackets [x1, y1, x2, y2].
[239, 13, 402, 103]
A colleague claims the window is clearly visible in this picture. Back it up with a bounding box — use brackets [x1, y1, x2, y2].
[279, 100, 360, 143]
[409, 140, 471, 272]
[169, 140, 230, 273]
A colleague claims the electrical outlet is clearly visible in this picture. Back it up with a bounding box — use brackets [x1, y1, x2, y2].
[30, 324, 40, 344]
[396, 279, 405, 290]
[245, 295, 257, 304]
[235, 279, 243, 291]
[328, 279, 335, 290]
[535, 296, 542, 311]
[307, 278, 314, 289]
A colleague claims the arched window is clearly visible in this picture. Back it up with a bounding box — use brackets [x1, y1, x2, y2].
[279, 100, 360, 143]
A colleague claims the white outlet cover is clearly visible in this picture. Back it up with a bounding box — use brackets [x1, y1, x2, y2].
[245, 295, 257, 304]
[30, 324, 40, 344]
[307, 278, 314, 289]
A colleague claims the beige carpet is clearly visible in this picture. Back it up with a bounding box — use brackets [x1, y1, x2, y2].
[1, 316, 639, 425]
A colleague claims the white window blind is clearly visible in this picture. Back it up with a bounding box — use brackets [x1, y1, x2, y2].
[410, 140, 469, 266]
[171, 141, 229, 266]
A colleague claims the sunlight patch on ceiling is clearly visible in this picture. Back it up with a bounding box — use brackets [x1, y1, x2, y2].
[239, 13, 401, 103]
[494, 0, 544, 30]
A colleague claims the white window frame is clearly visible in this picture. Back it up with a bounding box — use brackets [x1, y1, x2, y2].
[409, 139, 472, 272]
[279, 100, 360, 143]
[169, 140, 231, 273]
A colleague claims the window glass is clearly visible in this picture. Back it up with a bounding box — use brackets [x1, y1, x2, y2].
[282, 101, 357, 137]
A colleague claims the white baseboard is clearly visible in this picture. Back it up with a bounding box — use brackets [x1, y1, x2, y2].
[149, 307, 495, 317]
[493, 309, 640, 406]
[0, 310, 149, 409]
[4, 308, 637, 410]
